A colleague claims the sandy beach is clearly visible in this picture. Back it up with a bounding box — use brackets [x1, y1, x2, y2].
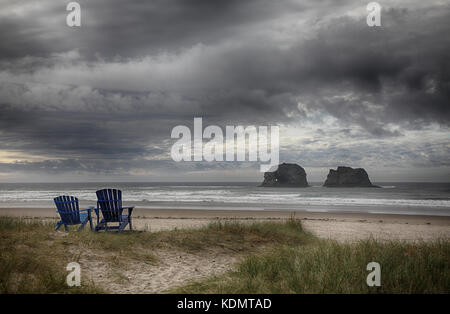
[1, 207, 449, 243]
[1, 207, 449, 293]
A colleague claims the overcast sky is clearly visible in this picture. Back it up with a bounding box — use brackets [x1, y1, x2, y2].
[0, 0, 449, 182]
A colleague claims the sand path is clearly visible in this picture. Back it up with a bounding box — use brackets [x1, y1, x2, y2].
[74, 247, 239, 293]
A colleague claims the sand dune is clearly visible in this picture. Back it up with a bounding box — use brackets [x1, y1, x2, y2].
[2, 207, 449, 293]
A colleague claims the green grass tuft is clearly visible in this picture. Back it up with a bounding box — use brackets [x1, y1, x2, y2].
[173, 238, 450, 293]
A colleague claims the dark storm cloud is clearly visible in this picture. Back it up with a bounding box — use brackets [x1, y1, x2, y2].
[0, 158, 261, 179]
[0, 0, 449, 179]
[0, 100, 173, 159]
[297, 8, 450, 128]
[0, 0, 302, 60]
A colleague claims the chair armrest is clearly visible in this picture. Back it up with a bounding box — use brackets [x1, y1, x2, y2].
[122, 206, 134, 216]
[79, 206, 94, 213]
[80, 206, 94, 212]
[80, 206, 94, 220]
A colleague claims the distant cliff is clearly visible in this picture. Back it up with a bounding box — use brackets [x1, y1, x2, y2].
[323, 166, 379, 187]
[260, 163, 308, 187]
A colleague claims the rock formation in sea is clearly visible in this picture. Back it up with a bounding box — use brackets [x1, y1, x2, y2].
[323, 166, 379, 187]
[260, 163, 309, 187]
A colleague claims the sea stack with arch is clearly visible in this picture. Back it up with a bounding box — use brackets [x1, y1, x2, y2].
[260, 163, 309, 187]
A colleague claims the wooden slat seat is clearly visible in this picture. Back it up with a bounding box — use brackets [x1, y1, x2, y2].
[54, 195, 94, 231]
[94, 189, 134, 233]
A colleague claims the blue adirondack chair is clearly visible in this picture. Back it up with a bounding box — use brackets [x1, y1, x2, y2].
[54, 195, 94, 231]
[94, 189, 134, 232]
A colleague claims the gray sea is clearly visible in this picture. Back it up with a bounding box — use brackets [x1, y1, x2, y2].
[0, 182, 449, 216]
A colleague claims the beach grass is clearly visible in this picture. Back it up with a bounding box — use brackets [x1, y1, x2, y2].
[0, 217, 102, 293]
[67, 217, 313, 255]
[172, 238, 450, 293]
[0, 216, 312, 293]
[0, 216, 448, 294]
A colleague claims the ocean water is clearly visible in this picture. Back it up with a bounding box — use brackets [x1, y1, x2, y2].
[0, 182, 449, 216]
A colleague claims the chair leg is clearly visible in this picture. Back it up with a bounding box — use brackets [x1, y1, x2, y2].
[118, 220, 129, 233]
[95, 220, 106, 232]
[77, 219, 88, 231]
[64, 224, 68, 232]
[55, 221, 63, 231]
[129, 217, 132, 231]
[89, 217, 93, 231]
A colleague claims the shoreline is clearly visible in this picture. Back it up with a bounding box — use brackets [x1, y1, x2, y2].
[2, 206, 450, 222]
[1, 207, 449, 242]
[1, 200, 449, 217]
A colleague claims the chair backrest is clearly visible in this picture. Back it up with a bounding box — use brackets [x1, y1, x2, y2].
[96, 189, 123, 222]
[54, 195, 81, 224]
